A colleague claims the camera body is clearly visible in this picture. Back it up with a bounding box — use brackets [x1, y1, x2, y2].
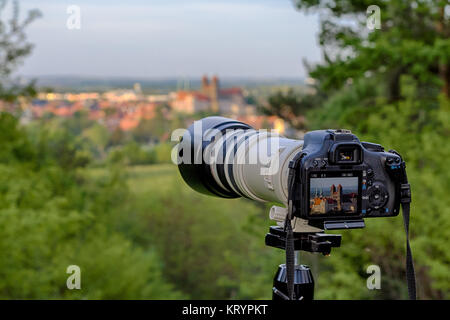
[295, 129, 405, 222]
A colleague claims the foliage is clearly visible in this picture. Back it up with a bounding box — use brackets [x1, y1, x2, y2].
[0, 113, 183, 299]
[258, 88, 319, 130]
[30, 113, 176, 166]
[0, 0, 41, 101]
[108, 142, 156, 166]
[294, 0, 450, 99]
[123, 165, 288, 299]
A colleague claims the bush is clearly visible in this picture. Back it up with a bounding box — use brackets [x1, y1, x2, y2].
[0, 114, 182, 299]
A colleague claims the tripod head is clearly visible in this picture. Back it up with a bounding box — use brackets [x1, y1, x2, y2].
[265, 206, 347, 300]
[266, 225, 343, 300]
[265, 226, 341, 255]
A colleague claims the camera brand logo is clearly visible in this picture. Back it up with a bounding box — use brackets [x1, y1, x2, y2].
[66, 265, 81, 290]
[366, 265, 381, 290]
[171, 120, 282, 175]
[66, 5, 81, 30]
[367, 5, 381, 30]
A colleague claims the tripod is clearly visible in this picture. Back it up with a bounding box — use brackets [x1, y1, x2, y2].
[265, 226, 342, 300]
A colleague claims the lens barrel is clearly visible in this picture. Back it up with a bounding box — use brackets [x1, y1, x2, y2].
[177, 117, 303, 204]
[177, 116, 252, 198]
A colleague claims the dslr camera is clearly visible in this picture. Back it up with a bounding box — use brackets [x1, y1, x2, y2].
[290, 127, 410, 229]
[176, 116, 411, 231]
[175, 116, 414, 300]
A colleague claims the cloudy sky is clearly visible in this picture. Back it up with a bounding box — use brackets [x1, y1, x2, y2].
[16, 0, 322, 78]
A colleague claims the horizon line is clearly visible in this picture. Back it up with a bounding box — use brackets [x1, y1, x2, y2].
[23, 74, 306, 81]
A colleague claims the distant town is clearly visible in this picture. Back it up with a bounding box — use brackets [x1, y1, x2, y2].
[1, 75, 301, 137]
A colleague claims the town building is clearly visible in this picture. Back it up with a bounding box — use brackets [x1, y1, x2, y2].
[170, 75, 254, 117]
[310, 184, 357, 215]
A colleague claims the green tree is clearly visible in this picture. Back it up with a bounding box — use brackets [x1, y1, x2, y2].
[0, 0, 41, 101]
[258, 88, 322, 130]
[82, 123, 110, 159]
[261, 0, 450, 299]
[132, 119, 156, 144]
[0, 113, 183, 299]
[294, 0, 450, 100]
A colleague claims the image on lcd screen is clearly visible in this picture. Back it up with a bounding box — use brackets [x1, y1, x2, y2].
[309, 177, 359, 215]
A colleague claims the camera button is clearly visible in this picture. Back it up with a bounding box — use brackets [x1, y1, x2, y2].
[368, 184, 388, 209]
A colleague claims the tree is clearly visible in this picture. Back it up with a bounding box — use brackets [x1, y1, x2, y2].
[132, 119, 155, 144]
[258, 88, 323, 130]
[260, 0, 450, 299]
[0, 0, 41, 101]
[0, 104, 184, 299]
[294, 0, 450, 100]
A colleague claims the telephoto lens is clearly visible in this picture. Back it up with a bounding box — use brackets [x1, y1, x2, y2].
[176, 116, 303, 205]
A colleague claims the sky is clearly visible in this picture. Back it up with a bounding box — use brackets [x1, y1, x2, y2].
[15, 0, 322, 79]
[310, 177, 359, 194]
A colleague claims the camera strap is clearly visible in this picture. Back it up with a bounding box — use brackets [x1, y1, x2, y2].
[284, 152, 306, 300]
[284, 202, 295, 300]
[392, 151, 416, 300]
[400, 187, 416, 300]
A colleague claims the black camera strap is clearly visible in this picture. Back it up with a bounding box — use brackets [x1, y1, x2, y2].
[284, 152, 305, 300]
[401, 188, 416, 300]
[284, 202, 295, 300]
[391, 150, 416, 300]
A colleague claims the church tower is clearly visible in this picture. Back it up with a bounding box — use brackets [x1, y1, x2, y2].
[210, 75, 219, 113]
[201, 75, 220, 113]
[330, 184, 343, 211]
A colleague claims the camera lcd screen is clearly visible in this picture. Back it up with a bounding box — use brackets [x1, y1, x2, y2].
[309, 172, 360, 216]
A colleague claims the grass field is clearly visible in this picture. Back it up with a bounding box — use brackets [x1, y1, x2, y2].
[127, 164, 178, 195]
